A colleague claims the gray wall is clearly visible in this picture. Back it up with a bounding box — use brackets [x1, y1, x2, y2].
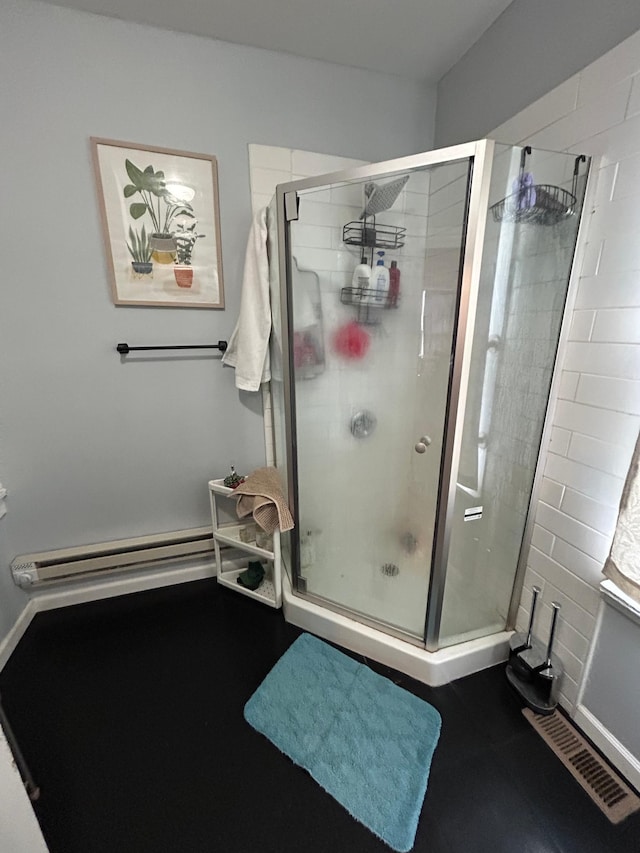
[0, 0, 435, 640]
[435, 0, 640, 146]
[0, 535, 28, 643]
[581, 602, 640, 762]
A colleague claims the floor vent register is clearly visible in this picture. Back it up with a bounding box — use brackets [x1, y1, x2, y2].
[523, 708, 640, 824]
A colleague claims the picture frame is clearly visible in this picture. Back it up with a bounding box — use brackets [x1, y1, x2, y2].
[91, 137, 225, 308]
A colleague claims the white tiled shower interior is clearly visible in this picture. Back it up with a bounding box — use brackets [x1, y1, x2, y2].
[249, 145, 466, 637]
[248, 142, 589, 648]
[490, 28, 640, 711]
[249, 146, 367, 467]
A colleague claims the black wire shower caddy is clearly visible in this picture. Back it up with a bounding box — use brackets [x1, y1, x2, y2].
[342, 219, 406, 251]
[340, 214, 403, 324]
[490, 148, 587, 226]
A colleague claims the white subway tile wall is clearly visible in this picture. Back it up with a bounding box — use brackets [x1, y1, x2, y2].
[247, 144, 471, 636]
[490, 28, 640, 711]
[247, 143, 367, 472]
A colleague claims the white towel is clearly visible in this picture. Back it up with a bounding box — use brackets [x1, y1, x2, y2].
[222, 207, 271, 391]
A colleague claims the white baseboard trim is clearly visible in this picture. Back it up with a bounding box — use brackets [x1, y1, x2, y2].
[0, 601, 37, 672]
[0, 552, 232, 672]
[574, 704, 640, 793]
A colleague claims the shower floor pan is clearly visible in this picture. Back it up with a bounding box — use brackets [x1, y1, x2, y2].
[282, 572, 512, 687]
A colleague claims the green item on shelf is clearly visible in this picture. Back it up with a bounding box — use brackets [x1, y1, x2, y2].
[223, 465, 245, 489]
[237, 561, 265, 591]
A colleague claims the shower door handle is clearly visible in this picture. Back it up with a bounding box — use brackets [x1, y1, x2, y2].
[415, 436, 432, 454]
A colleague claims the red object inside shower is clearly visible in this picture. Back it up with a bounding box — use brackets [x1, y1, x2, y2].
[332, 321, 370, 360]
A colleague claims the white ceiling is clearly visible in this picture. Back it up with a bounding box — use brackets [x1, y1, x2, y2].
[41, 0, 514, 81]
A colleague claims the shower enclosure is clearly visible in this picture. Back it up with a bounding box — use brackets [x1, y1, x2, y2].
[270, 140, 590, 669]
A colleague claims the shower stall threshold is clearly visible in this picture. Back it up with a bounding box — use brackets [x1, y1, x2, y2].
[282, 573, 512, 687]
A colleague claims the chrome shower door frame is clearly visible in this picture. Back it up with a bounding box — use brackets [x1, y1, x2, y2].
[423, 139, 495, 650]
[276, 139, 496, 651]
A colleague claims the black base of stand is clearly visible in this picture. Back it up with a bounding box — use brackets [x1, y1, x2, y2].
[506, 664, 557, 716]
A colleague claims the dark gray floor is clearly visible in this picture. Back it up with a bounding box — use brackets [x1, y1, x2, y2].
[0, 578, 637, 852]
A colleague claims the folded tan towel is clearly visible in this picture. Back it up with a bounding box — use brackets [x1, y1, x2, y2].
[233, 467, 294, 534]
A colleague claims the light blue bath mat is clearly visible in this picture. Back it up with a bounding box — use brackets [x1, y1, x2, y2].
[244, 633, 441, 852]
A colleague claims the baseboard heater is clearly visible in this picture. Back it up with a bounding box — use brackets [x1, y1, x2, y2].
[11, 527, 216, 588]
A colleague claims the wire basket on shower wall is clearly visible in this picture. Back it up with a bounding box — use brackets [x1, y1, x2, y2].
[343, 221, 406, 250]
[340, 287, 398, 308]
[490, 183, 577, 226]
[490, 148, 587, 227]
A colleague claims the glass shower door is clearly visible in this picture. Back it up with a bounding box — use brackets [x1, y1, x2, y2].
[281, 156, 474, 640]
[436, 145, 590, 648]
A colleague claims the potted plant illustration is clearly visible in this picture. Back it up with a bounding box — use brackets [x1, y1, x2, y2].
[123, 159, 195, 263]
[173, 220, 205, 288]
[126, 225, 153, 277]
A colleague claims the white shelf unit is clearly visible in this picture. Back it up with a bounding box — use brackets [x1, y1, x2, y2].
[208, 479, 282, 608]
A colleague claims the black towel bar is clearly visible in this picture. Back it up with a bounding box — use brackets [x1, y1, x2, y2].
[116, 341, 228, 355]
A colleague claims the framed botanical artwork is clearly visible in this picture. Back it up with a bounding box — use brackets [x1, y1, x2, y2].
[91, 138, 224, 308]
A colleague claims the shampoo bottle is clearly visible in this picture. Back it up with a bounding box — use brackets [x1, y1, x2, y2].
[351, 254, 371, 302]
[371, 251, 390, 304]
